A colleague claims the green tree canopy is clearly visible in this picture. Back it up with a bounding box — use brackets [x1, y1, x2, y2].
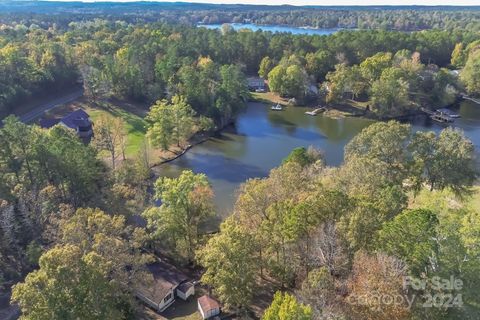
[262, 292, 313, 320]
[143, 170, 214, 261]
[12, 245, 125, 320]
[197, 217, 258, 311]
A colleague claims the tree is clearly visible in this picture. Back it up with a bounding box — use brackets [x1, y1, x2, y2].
[360, 52, 393, 85]
[93, 115, 126, 170]
[143, 170, 214, 261]
[171, 95, 196, 147]
[460, 48, 480, 96]
[197, 217, 258, 311]
[59, 208, 151, 294]
[297, 267, 336, 317]
[268, 64, 287, 95]
[282, 146, 323, 167]
[347, 251, 410, 320]
[146, 95, 196, 150]
[377, 209, 438, 275]
[305, 50, 332, 82]
[262, 292, 313, 320]
[371, 67, 410, 117]
[410, 128, 477, 193]
[146, 99, 174, 150]
[268, 58, 307, 99]
[450, 43, 466, 69]
[11, 245, 125, 320]
[259, 56, 274, 78]
[344, 121, 412, 188]
[324, 63, 351, 103]
[216, 65, 248, 127]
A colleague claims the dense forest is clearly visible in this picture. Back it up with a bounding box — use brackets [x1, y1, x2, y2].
[1, 3, 480, 320]
[2, 16, 480, 118]
[2, 117, 478, 319]
[1, 2, 480, 31]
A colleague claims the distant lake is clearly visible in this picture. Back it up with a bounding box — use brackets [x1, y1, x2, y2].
[198, 23, 341, 35]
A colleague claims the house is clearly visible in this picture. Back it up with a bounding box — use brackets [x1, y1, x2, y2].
[247, 77, 266, 91]
[40, 109, 93, 141]
[136, 259, 195, 313]
[198, 295, 220, 319]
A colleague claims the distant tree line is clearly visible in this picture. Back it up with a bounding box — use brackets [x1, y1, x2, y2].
[2, 19, 480, 118]
[2, 3, 480, 32]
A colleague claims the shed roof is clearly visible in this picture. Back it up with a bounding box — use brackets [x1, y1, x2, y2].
[198, 295, 220, 312]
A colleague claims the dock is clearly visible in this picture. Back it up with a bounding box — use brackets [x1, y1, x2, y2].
[437, 108, 460, 118]
[305, 107, 325, 116]
[420, 107, 454, 123]
[431, 113, 454, 123]
[461, 94, 480, 105]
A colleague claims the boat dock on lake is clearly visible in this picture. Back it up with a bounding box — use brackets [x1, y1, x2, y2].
[431, 113, 454, 123]
[437, 108, 460, 118]
[461, 94, 480, 105]
[420, 107, 455, 123]
[305, 107, 325, 116]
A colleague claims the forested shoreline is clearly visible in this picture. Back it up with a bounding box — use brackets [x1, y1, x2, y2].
[2, 17, 480, 119]
[2, 2, 480, 31]
[1, 4, 480, 320]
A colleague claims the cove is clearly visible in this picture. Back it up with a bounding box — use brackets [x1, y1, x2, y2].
[154, 100, 480, 226]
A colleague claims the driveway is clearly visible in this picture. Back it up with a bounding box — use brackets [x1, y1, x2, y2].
[19, 89, 84, 123]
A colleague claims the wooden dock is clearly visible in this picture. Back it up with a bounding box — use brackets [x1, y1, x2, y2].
[431, 113, 454, 123]
[461, 94, 480, 105]
[420, 107, 454, 123]
[305, 107, 325, 116]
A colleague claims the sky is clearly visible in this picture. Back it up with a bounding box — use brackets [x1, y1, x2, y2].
[70, 0, 480, 5]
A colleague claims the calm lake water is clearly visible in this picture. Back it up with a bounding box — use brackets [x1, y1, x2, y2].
[198, 23, 340, 35]
[155, 100, 480, 225]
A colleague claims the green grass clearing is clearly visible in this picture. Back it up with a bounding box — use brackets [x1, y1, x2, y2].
[84, 103, 148, 158]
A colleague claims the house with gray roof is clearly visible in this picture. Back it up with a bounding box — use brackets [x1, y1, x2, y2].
[40, 109, 93, 141]
[136, 258, 195, 313]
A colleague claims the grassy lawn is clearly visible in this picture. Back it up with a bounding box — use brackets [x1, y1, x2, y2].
[40, 98, 149, 159]
[251, 92, 291, 106]
[39, 98, 201, 165]
[84, 103, 148, 158]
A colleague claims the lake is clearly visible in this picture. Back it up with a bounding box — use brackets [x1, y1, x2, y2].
[155, 100, 480, 226]
[198, 23, 340, 35]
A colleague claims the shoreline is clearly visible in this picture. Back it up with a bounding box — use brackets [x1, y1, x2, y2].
[139, 94, 472, 169]
[149, 123, 234, 168]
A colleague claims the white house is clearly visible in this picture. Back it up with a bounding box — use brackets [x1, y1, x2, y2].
[198, 295, 220, 319]
[136, 259, 195, 312]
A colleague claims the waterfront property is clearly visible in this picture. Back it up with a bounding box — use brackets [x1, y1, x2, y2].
[247, 77, 267, 92]
[40, 109, 93, 141]
[136, 259, 195, 313]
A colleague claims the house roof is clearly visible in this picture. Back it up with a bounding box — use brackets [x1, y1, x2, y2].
[60, 109, 91, 129]
[177, 281, 194, 294]
[138, 259, 189, 303]
[40, 109, 91, 130]
[39, 118, 60, 129]
[198, 295, 220, 312]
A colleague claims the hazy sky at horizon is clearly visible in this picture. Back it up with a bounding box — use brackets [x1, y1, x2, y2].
[53, 0, 480, 6]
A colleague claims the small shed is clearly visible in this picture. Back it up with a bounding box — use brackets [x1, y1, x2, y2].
[198, 295, 220, 319]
